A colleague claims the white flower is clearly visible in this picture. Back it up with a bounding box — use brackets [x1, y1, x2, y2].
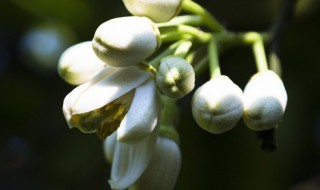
[156, 56, 195, 98]
[62, 66, 161, 143]
[243, 70, 287, 131]
[129, 135, 181, 190]
[92, 16, 161, 67]
[103, 128, 159, 190]
[122, 0, 183, 23]
[103, 129, 181, 190]
[192, 75, 244, 134]
[58, 41, 105, 85]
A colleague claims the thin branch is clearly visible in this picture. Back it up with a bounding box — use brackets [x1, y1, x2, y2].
[270, 0, 297, 59]
[258, 0, 298, 152]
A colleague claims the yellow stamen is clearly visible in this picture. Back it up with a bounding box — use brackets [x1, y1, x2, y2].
[70, 90, 135, 139]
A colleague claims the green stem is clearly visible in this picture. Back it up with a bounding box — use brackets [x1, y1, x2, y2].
[194, 55, 209, 77]
[161, 32, 192, 43]
[160, 25, 212, 43]
[157, 15, 203, 28]
[269, 52, 282, 77]
[209, 38, 221, 78]
[185, 50, 197, 64]
[160, 125, 180, 145]
[139, 62, 157, 76]
[193, 32, 270, 77]
[251, 34, 268, 72]
[159, 96, 180, 145]
[149, 40, 185, 68]
[215, 32, 271, 46]
[214, 31, 270, 72]
[174, 41, 193, 57]
[182, 0, 226, 32]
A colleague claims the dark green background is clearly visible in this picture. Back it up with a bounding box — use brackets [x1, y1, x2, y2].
[0, 0, 320, 189]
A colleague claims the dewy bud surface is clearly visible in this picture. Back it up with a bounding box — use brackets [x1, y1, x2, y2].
[122, 0, 183, 23]
[243, 70, 287, 131]
[192, 76, 244, 134]
[58, 41, 105, 85]
[156, 57, 195, 98]
[92, 16, 161, 67]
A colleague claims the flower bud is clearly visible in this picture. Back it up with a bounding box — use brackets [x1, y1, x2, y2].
[243, 70, 287, 131]
[92, 16, 161, 67]
[192, 76, 244, 134]
[155, 57, 195, 98]
[122, 0, 183, 23]
[58, 41, 105, 85]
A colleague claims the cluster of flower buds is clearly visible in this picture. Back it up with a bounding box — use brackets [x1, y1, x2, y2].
[58, 0, 187, 189]
[192, 70, 287, 134]
[58, 0, 288, 189]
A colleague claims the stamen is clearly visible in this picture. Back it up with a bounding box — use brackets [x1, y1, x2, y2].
[96, 103, 128, 139]
[70, 90, 135, 139]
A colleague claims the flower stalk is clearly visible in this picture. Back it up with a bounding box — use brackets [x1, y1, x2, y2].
[208, 37, 221, 78]
[251, 33, 269, 72]
[182, 0, 226, 32]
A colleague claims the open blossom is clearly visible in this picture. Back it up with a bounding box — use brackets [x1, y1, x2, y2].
[129, 135, 181, 190]
[104, 128, 159, 190]
[62, 66, 161, 143]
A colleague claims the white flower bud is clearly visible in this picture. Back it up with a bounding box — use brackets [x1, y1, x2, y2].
[192, 76, 244, 134]
[243, 70, 287, 131]
[122, 0, 183, 23]
[129, 136, 181, 190]
[156, 57, 195, 98]
[58, 41, 105, 85]
[92, 16, 161, 67]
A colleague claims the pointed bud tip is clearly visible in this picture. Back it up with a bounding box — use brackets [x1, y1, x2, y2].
[156, 57, 195, 98]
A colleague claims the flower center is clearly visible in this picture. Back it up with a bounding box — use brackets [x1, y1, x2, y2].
[70, 90, 135, 139]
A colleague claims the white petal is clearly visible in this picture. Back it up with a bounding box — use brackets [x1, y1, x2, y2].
[73, 66, 151, 114]
[129, 137, 181, 190]
[117, 78, 161, 143]
[109, 126, 159, 190]
[103, 131, 117, 163]
[62, 82, 92, 129]
[62, 66, 117, 128]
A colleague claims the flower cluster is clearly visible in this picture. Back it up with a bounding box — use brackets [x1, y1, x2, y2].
[58, 0, 288, 189]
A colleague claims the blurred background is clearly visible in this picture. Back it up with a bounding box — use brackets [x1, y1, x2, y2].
[1, 0, 320, 189]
